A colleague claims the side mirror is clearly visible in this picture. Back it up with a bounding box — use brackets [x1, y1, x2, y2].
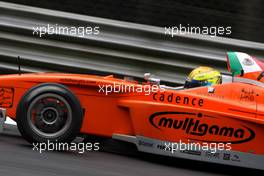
[144, 73, 151, 81]
[143, 73, 160, 85]
[240, 69, 244, 76]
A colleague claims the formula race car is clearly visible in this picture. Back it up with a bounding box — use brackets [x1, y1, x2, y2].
[0, 52, 263, 170]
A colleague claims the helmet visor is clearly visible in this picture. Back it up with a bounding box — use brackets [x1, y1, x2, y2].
[184, 79, 211, 88]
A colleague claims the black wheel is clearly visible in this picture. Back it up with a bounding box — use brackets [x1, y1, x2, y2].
[16, 83, 83, 144]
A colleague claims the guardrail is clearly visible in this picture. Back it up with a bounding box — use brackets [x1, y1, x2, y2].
[0, 1, 264, 85]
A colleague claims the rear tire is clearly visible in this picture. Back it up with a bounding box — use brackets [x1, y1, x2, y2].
[16, 83, 83, 144]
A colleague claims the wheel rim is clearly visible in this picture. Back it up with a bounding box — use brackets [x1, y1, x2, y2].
[27, 93, 72, 138]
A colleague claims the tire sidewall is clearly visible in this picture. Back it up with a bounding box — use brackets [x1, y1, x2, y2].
[16, 83, 83, 144]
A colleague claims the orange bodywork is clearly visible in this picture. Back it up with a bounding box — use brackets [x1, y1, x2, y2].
[0, 73, 263, 155]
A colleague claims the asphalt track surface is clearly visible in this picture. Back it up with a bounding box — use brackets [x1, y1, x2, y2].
[0, 125, 263, 176]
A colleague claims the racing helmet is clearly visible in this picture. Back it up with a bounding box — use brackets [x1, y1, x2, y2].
[184, 66, 221, 88]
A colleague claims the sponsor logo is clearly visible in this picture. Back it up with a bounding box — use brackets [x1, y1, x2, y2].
[153, 93, 204, 107]
[240, 88, 255, 102]
[0, 88, 14, 108]
[196, 92, 224, 99]
[242, 58, 254, 66]
[205, 151, 220, 159]
[231, 154, 241, 162]
[157, 144, 172, 151]
[60, 78, 96, 87]
[180, 150, 201, 156]
[223, 153, 231, 160]
[223, 153, 241, 162]
[138, 140, 154, 148]
[149, 112, 255, 144]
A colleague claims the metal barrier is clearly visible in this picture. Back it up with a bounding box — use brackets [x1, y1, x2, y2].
[1, 1, 264, 84]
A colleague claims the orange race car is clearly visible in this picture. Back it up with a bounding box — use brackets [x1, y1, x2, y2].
[0, 52, 263, 170]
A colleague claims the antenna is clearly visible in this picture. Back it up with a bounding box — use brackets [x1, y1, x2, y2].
[18, 56, 21, 75]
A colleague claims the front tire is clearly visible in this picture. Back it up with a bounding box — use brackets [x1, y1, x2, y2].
[16, 83, 83, 144]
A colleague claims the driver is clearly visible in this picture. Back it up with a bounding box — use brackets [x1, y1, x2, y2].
[184, 66, 221, 88]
